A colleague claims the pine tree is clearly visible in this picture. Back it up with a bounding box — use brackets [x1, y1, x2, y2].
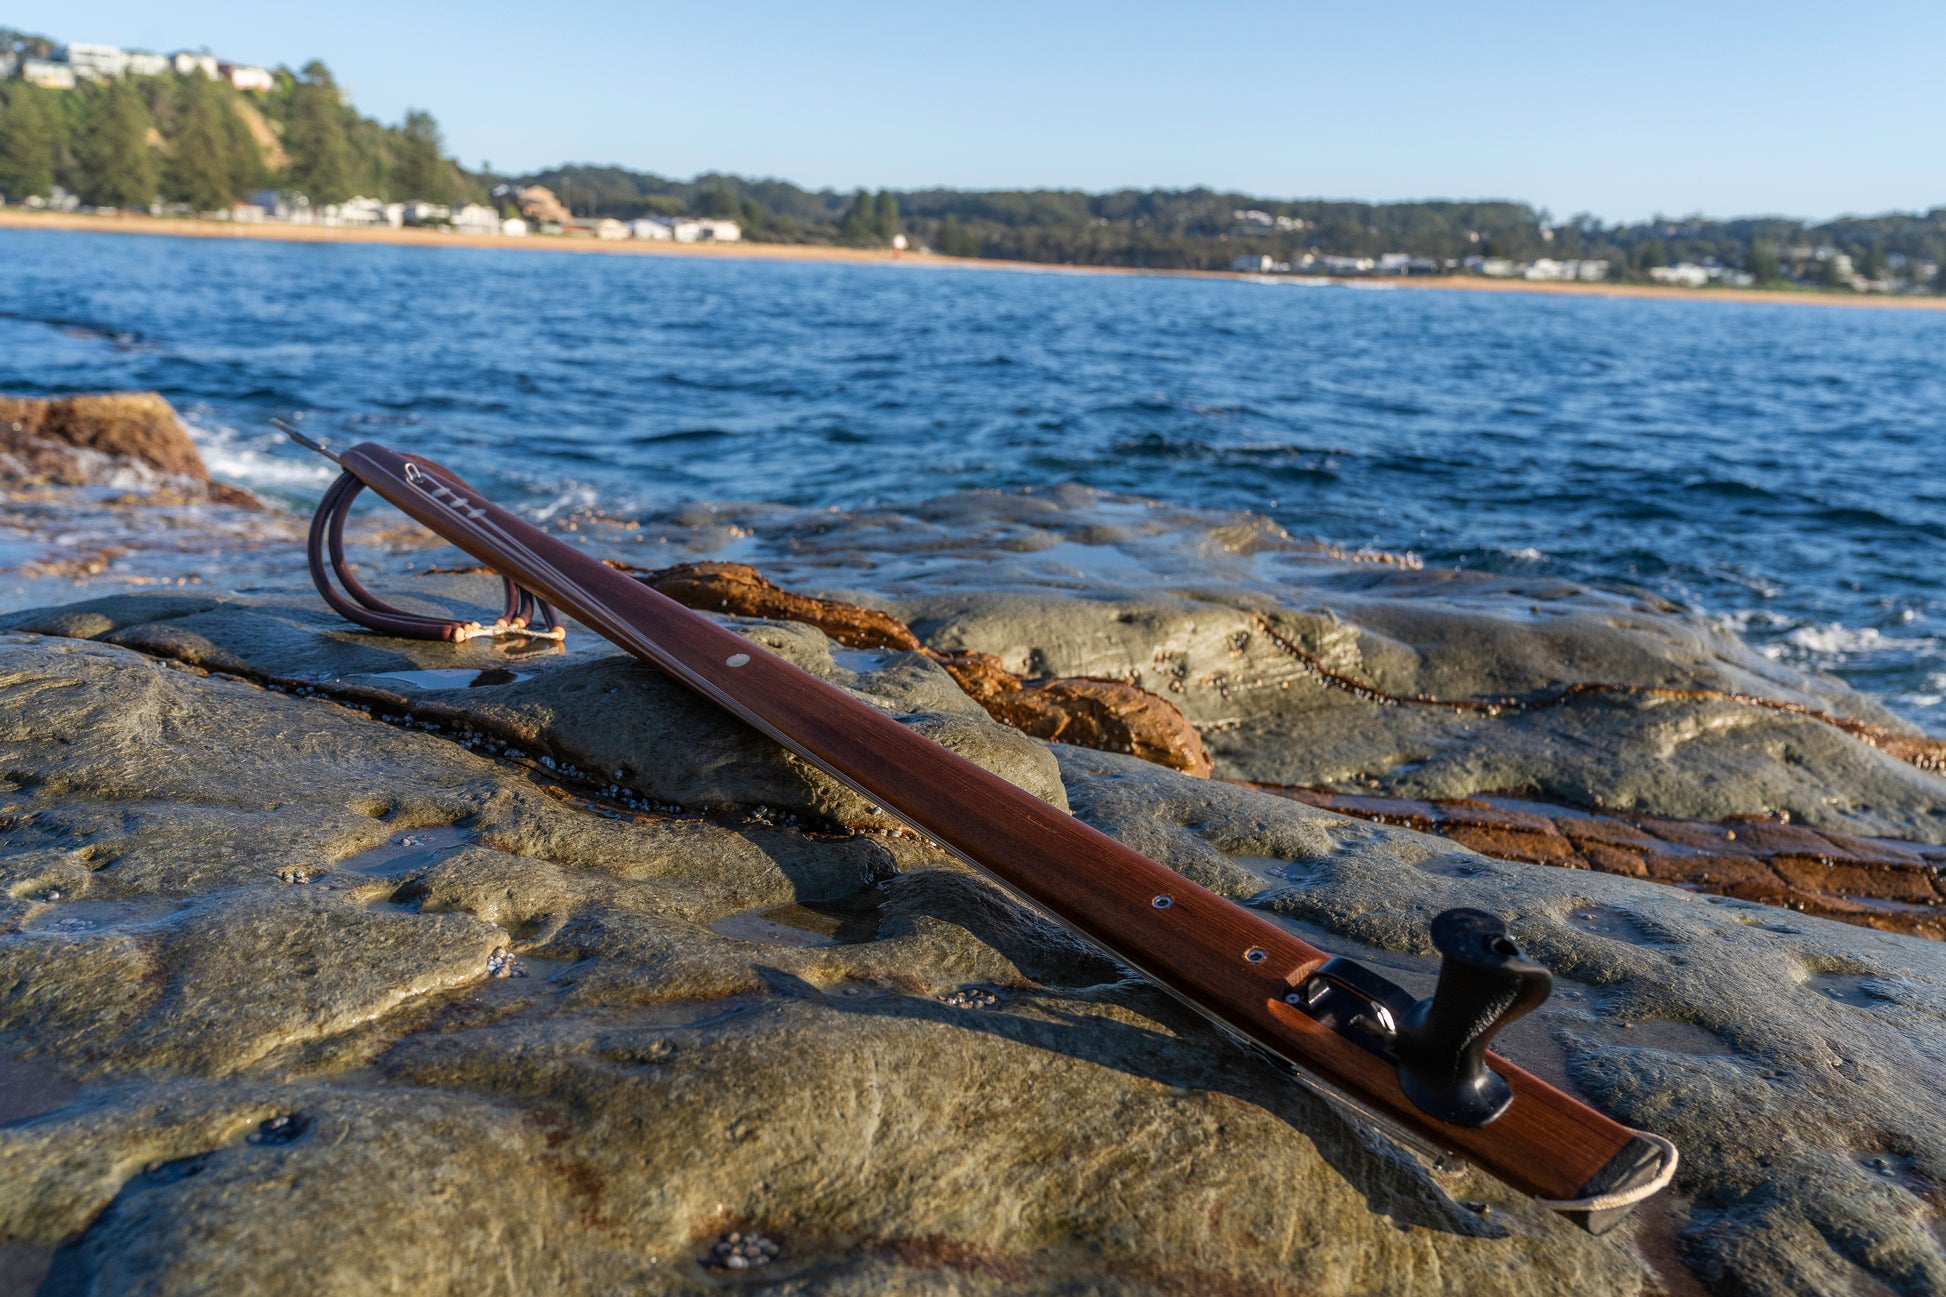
[285, 61, 353, 203]
[872, 189, 899, 240]
[839, 188, 874, 242]
[1858, 241, 1887, 281]
[1746, 241, 1780, 284]
[0, 84, 57, 200]
[389, 109, 444, 202]
[74, 80, 159, 209]
[164, 75, 237, 211]
[938, 213, 979, 258]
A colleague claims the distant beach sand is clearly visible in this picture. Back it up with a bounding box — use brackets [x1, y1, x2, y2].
[8, 208, 1944, 312]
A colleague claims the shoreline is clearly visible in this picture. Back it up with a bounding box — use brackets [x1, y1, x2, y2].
[7, 208, 1946, 312]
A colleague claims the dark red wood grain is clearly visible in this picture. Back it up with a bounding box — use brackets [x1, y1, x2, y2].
[343, 442, 1641, 1202]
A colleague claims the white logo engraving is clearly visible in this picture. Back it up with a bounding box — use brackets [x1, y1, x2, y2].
[404, 462, 486, 519]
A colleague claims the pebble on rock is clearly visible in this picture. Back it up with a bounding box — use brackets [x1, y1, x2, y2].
[706, 1230, 780, 1270]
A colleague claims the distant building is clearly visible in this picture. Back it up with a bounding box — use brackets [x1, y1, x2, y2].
[0, 53, 17, 80]
[251, 190, 311, 222]
[21, 59, 76, 90]
[65, 43, 130, 80]
[566, 216, 628, 240]
[328, 196, 392, 227]
[452, 204, 500, 234]
[125, 51, 169, 77]
[399, 201, 452, 225]
[1648, 263, 1710, 288]
[1319, 254, 1375, 274]
[1520, 259, 1612, 282]
[630, 218, 673, 240]
[22, 186, 81, 212]
[1474, 257, 1517, 278]
[656, 217, 741, 243]
[517, 185, 572, 226]
[500, 217, 529, 237]
[1375, 253, 1413, 273]
[222, 63, 274, 92]
[1232, 253, 1276, 273]
[172, 52, 219, 78]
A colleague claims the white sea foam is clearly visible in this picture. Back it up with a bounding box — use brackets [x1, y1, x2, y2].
[1782, 623, 1890, 656]
[184, 418, 337, 490]
[525, 481, 602, 523]
[1717, 609, 1793, 636]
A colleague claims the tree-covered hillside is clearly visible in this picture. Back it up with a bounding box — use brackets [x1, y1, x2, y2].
[510, 162, 1946, 286]
[0, 42, 480, 211]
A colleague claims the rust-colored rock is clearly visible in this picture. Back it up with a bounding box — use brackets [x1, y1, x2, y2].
[631, 563, 1213, 777]
[0, 392, 207, 480]
[0, 391, 258, 508]
[931, 648, 1214, 778]
[633, 562, 920, 651]
[1252, 784, 1946, 939]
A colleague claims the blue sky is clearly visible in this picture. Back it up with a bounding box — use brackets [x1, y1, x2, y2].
[15, 0, 1943, 223]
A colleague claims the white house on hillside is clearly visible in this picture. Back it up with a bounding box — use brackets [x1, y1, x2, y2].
[629, 219, 672, 240]
[64, 43, 130, 80]
[125, 51, 168, 76]
[222, 63, 275, 92]
[21, 59, 75, 89]
[173, 52, 219, 78]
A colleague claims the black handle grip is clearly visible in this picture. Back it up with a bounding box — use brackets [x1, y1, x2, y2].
[1392, 908, 1552, 1126]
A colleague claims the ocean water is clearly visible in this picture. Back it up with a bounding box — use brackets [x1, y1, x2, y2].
[3, 227, 1943, 731]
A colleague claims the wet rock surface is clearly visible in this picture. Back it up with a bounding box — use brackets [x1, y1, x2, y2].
[879, 576, 1946, 844]
[3, 487, 1945, 1294]
[0, 585, 1068, 831]
[0, 600, 1942, 1295]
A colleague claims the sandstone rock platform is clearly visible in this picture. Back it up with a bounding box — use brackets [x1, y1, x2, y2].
[0, 583, 1942, 1295]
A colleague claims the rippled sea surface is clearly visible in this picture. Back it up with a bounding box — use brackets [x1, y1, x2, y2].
[4, 227, 1943, 729]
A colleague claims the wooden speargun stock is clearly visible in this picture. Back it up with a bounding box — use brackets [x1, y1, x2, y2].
[284, 426, 1677, 1233]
